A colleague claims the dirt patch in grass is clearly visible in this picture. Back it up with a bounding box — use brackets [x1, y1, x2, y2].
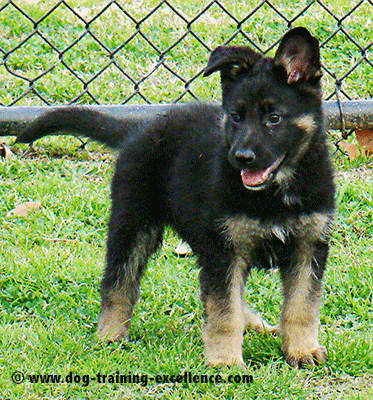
[336, 164, 373, 181]
[306, 375, 373, 399]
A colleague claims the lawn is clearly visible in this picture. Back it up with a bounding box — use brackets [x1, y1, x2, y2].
[0, 0, 372, 105]
[1, 1, 373, 399]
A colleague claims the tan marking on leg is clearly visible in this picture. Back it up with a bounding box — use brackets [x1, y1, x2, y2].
[98, 228, 162, 342]
[124, 228, 162, 281]
[222, 217, 279, 336]
[97, 289, 134, 342]
[280, 245, 327, 367]
[203, 259, 246, 367]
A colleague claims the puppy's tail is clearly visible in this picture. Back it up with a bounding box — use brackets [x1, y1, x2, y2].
[15, 106, 141, 149]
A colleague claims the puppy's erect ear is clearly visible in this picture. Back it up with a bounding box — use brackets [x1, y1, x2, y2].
[203, 46, 262, 79]
[274, 27, 322, 85]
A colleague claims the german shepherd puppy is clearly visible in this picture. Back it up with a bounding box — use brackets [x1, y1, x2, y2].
[21, 27, 335, 368]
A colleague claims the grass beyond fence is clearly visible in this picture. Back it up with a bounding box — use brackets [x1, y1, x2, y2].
[0, 0, 372, 105]
[1, 1, 373, 399]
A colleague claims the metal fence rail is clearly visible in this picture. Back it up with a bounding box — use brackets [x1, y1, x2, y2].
[0, 0, 372, 141]
[1, 100, 373, 139]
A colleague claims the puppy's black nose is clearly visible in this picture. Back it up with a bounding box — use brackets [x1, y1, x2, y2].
[234, 149, 256, 166]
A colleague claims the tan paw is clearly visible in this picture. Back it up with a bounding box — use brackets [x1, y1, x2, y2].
[206, 353, 246, 369]
[97, 313, 129, 343]
[203, 330, 246, 368]
[97, 325, 128, 343]
[285, 345, 328, 368]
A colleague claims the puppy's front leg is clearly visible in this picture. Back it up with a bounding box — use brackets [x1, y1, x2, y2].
[200, 258, 246, 367]
[279, 240, 329, 367]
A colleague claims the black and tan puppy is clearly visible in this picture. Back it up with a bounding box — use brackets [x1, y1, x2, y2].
[22, 27, 335, 367]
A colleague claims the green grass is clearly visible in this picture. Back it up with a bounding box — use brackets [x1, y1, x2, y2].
[0, 141, 372, 399]
[1, 0, 373, 398]
[0, 0, 372, 105]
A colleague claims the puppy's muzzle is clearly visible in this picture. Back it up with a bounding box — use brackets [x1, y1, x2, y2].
[232, 149, 286, 191]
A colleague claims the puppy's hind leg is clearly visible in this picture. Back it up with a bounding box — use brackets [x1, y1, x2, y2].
[97, 154, 164, 342]
[97, 220, 163, 343]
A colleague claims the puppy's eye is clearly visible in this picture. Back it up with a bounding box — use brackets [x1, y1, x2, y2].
[267, 114, 282, 125]
[230, 112, 241, 123]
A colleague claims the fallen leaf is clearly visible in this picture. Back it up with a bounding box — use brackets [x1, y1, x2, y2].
[356, 129, 373, 155]
[7, 201, 42, 217]
[339, 140, 362, 161]
[0, 143, 15, 161]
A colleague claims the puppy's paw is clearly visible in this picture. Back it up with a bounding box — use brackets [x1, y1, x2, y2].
[97, 327, 128, 343]
[284, 345, 328, 368]
[206, 354, 246, 369]
[97, 314, 129, 343]
[203, 332, 246, 368]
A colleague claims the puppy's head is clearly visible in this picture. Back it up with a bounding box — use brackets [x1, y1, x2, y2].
[204, 27, 323, 192]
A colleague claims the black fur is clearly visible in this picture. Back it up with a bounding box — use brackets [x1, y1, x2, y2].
[22, 27, 335, 367]
[16, 106, 147, 149]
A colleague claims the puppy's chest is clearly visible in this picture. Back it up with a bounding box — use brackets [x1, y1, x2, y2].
[221, 212, 331, 259]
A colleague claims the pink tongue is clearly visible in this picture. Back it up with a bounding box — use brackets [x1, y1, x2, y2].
[241, 169, 269, 187]
[240, 154, 285, 188]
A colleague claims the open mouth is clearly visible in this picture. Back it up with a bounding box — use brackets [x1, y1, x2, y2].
[240, 153, 286, 191]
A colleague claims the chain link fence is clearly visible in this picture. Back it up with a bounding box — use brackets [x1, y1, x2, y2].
[0, 0, 372, 146]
